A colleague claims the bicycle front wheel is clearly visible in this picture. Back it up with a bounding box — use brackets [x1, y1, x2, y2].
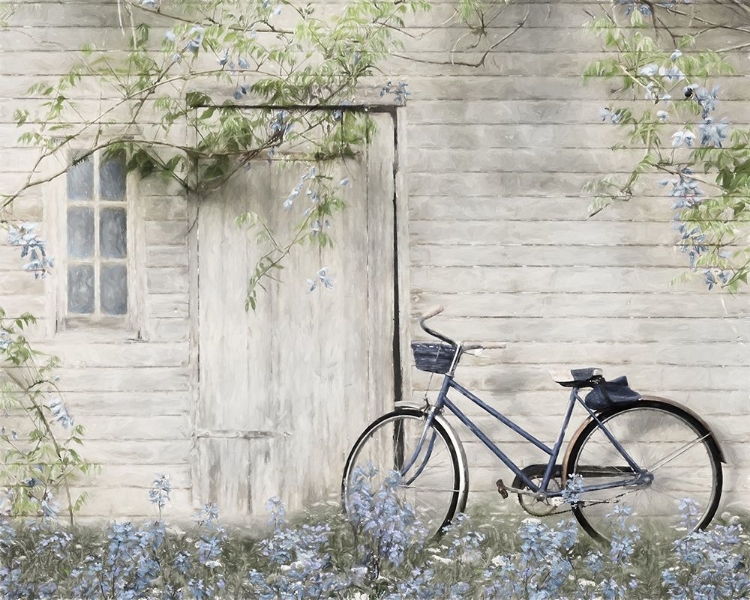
[341, 408, 467, 539]
[565, 400, 722, 542]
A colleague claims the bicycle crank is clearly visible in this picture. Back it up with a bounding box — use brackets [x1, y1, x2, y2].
[511, 464, 567, 517]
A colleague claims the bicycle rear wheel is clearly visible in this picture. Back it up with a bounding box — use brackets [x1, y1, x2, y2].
[341, 408, 467, 539]
[565, 400, 722, 542]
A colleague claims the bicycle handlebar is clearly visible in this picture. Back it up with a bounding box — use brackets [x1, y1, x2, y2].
[419, 306, 506, 350]
[420, 304, 444, 321]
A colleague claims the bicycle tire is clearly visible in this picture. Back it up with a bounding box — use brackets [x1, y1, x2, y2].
[341, 408, 468, 539]
[564, 399, 723, 542]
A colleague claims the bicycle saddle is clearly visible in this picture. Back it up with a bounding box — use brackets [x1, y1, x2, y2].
[550, 367, 604, 387]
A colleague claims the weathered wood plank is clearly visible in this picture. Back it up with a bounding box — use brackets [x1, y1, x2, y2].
[407, 124, 629, 150]
[147, 266, 189, 294]
[145, 317, 190, 342]
[410, 244, 695, 268]
[80, 464, 191, 489]
[146, 246, 190, 269]
[410, 291, 749, 319]
[4, 48, 750, 81]
[409, 196, 692, 223]
[143, 196, 188, 221]
[0, 415, 188, 440]
[50, 367, 190, 392]
[409, 147, 647, 174]
[0, 294, 46, 315]
[409, 221, 696, 246]
[65, 392, 189, 416]
[64, 487, 192, 517]
[76, 440, 192, 464]
[407, 99, 750, 125]
[408, 390, 750, 418]
[412, 364, 750, 392]
[147, 294, 190, 318]
[0, 271, 46, 295]
[145, 221, 189, 246]
[411, 265, 707, 293]
[36, 342, 189, 368]
[409, 316, 750, 343]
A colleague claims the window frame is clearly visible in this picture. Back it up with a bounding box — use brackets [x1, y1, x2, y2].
[52, 148, 144, 337]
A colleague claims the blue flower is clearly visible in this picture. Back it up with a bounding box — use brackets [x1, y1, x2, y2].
[317, 267, 334, 290]
[699, 117, 728, 148]
[48, 397, 74, 429]
[672, 130, 696, 147]
[148, 473, 171, 510]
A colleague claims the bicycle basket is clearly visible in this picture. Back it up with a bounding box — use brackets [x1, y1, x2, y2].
[411, 342, 457, 374]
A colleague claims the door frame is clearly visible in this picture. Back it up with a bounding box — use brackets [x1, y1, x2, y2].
[185, 102, 412, 510]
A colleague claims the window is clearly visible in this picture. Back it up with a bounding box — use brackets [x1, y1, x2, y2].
[65, 151, 129, 319]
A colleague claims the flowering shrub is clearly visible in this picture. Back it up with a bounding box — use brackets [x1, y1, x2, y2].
[0, 225, 96, 522]
[585, 2, 750, 291]
[0, 471, 747, 598]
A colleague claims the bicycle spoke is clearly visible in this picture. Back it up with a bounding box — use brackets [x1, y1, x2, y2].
[567, 402, 721, 542]
[648, 434, 710, 473]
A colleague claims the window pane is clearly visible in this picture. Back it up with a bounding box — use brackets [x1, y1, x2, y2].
[68, 265, 95, 314]
[67, 156, 94, 200]
[100, 152, 126, 200]
[67, 207, 95, 259]
[101, 264, 128, 315]
[100, 208, 127, 259]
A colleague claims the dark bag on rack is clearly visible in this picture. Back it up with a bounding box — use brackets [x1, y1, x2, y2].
[584, 376, 642, 411]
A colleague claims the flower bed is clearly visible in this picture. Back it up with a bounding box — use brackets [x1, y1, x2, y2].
[0, 471, 747, 599]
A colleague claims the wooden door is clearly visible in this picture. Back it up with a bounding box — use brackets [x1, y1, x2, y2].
[192, 112, 396, 518]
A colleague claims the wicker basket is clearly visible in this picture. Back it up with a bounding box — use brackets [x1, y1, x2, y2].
[411, 342, 457, 374]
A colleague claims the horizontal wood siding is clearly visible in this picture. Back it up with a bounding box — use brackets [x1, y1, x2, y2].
[0, 0, 193, 516]
[399, 1, 750, 516]
[1, 0, 748, 521]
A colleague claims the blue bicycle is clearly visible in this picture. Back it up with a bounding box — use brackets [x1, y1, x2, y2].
[342, 306, 724, 541]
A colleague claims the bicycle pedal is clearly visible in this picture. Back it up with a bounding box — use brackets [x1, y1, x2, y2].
[495, 479, 509, 499]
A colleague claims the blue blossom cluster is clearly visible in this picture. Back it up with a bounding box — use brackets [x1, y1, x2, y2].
[663, 500, 750, 598]
[483, 517, 577, 599]
[616, 0, 692, 16]
[0, 331, 10, 351]
[306, 267, 334, 292]
[6, 222, 54, 279]
[47, 398, 74, 430]
[148, 473, 171, 512]
[247, 498, 349, 598]
[380, 80, 411, 105]
[345, 466, 428, 572]
[283, 165, 318, 211]
[0, 475, 747, 599]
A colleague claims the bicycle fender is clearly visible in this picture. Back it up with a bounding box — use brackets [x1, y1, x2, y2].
[398, 405, 469, 512]
[639, 395, 726, 463]
[561, 396, 726, 484]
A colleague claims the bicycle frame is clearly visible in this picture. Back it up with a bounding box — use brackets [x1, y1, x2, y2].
[413, 374, 648, 498]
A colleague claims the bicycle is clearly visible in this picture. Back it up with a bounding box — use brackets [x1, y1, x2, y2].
[341, 305, 724, 542]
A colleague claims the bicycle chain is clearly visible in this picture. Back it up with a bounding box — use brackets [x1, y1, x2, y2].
[527, 488, 640, 517]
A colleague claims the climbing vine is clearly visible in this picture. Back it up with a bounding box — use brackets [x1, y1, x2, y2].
[585, 1, 750, 291]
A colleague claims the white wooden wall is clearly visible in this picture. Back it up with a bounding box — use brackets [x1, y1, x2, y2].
[0, 0, 748, 520]
[397, 1, 750, 514]
[0, 1, 194, 518]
